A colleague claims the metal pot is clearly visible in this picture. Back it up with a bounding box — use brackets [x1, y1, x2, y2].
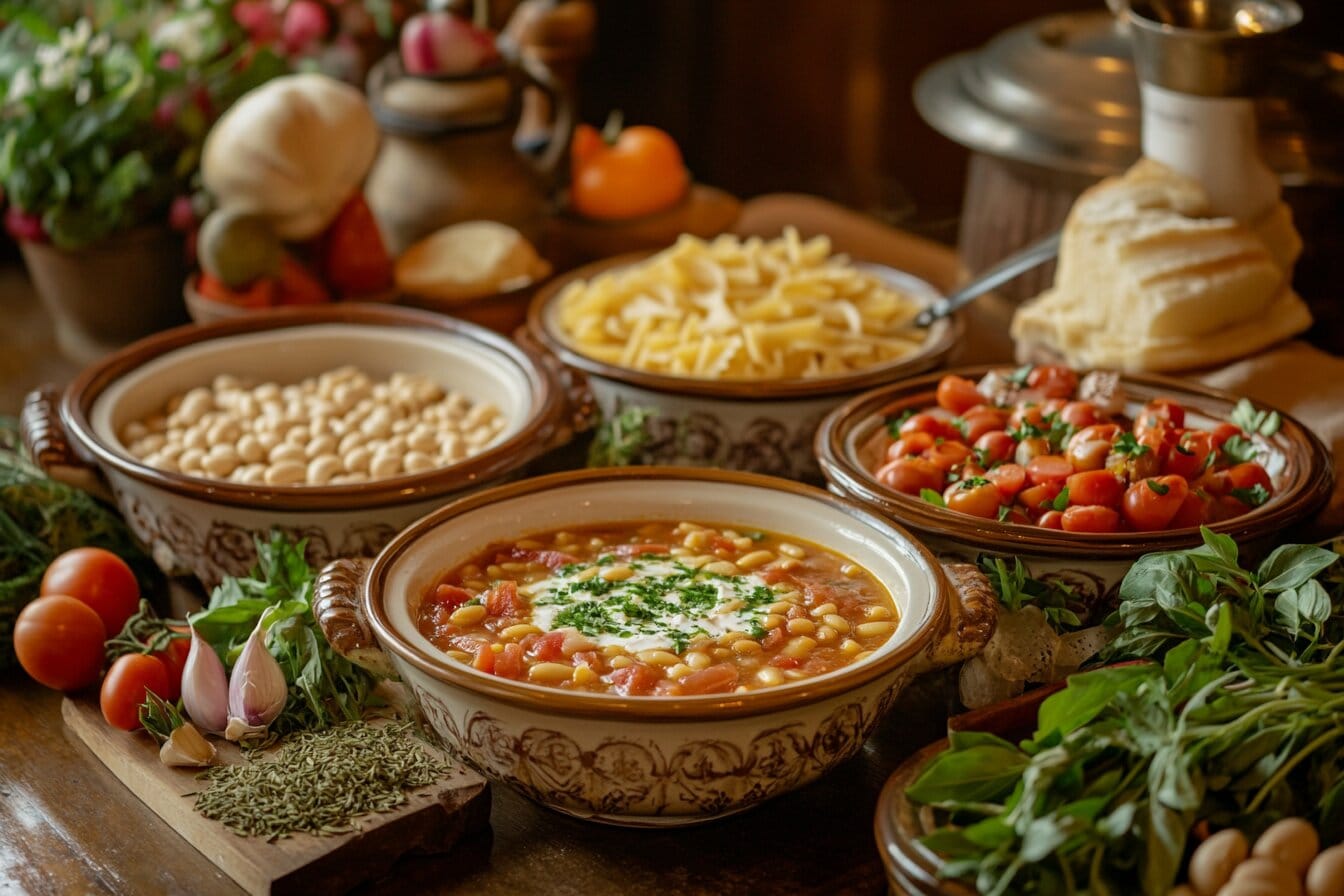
[914, 7, 1344, 352]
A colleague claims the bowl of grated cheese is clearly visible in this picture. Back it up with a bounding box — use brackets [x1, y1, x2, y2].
[526, 229, 963, 479]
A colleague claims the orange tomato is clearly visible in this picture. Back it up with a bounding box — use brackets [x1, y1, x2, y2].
[196, 272, 274, 308]
[570, 119, 689, 220]
[1026, 454, 1073, 485]
[923, 441, 971, 472]
[1061, 505, 1121, 533]
[935, 376, 987, 415]
[986, 463, 1027, 501]
[974, 431, 1017, 465]
[886, 432, 935, 459]
[1026, 365, 1078, 399]
[943, 481, 1002, 519]
[875, 457, 944, 495]
[1121, 475, 1190, 530]
[1065, 470, 1124, 508]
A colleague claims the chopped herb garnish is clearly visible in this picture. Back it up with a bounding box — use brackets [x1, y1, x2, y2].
[920, 488, 947, 507]
[1229, 399, 1281, 437]
[1221, 434, 1258, 465]
[1146, 479, 1170, 496]
[1006, 364, 1033, 386]
[1112, 432, 1150, 458]
[1231, 484, 1271, 507]
[996, 505, 1012, 522]
[1048, 487, 1071, 512]
[885, 409, 915, 437]
[746, 531, 766, 542]
[949, 417, 969, 439]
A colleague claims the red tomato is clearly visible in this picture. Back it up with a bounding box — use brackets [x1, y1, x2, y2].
[530, 631, 567, 662]
[1000, 508, 1033, 526]
[936, 376, 987, 415]
[900, 413, 954, 440]
[986, 463, 1027, 501]
[429, 584, 473, 610]
[320, 194, 393, 296]
[974, 431, 1017, 465]
[1068, 424, 1122, 452]
[13, 595, 106, 691]
[484, 581, 523, 617]
[1026, 454, 1074, 485]
[1170, 490, 1211, 529]
[961, 410, 1008, 443]
[1008, 403, 1050, 433]
[607, 663, 661, 696]
[1165, 431, 1214, 479]
[1037, 510, 1064, 530]
[1068, 438, 1113, 473]
[887, 432, 935, 459]
[1061, 505, 1121, 533]
[875, 457, 944, 496]
[473, 643, 495, 674]
[1143, 398, 1186, 430]
[1225, 462, 1272, 494]
[493, 643, 524, 679]
[100, 654, 171, 731]
[1026, 365, 1079, 399]
[40, 547, 140, 637]
[1066, 470, 1124, 508]
[1019, 481, 1064, 511]
[943, 481, 1002, 519]
[676, 663, 739, 695]
[153, 632, 191, 702]
[923, 441, 971, 472]
[1121, 476, 1190, 530]
[1059, 401, 1102, 428]
[1209, 422, 1244, 450]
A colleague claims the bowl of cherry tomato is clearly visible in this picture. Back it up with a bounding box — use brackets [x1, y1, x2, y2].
[815, 364, 1332, 601]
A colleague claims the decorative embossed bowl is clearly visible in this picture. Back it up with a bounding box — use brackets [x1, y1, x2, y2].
[314, 467, 997, 827]
[525, 253, 962, 481]
[817, 367, 1333, 605]
[20, 305, 586, 589]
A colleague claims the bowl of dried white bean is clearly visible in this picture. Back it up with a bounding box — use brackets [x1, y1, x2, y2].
[21, 303, 588, 588]
[526, 230, 962, 479]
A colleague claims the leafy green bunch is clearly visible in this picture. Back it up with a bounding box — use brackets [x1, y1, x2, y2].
[189, 534, 379, 740]
[909, 529, 1344, 895]
[0, 0, 284, 249]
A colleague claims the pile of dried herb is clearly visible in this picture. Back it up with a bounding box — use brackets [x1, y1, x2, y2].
[193, 721, 451, 840]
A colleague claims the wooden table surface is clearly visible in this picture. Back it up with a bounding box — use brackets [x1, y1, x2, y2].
[0, 663, 954, 896]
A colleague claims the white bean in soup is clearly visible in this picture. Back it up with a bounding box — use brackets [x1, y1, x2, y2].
[414, 520, 899, 695]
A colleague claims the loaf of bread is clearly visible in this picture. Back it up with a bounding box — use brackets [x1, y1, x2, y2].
[1011, 159, 1311, 372]
[395, 221, 551, 302]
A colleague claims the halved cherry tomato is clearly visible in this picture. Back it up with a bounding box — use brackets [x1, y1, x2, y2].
[875, 457, 944, 495]
[1066, 470, 1124, 508]
[1121, 475, 1190, 530]
[900, 412, 955, 440]
[961, 410, 1008, 442]
[943, 481, 1002, 519]
[886, 432, 935, 459]
[974, 431, 1017, 465]
[1165, 431, 1214, 479]
[1015, 437, 1052, 466]
[1068, 438, 1113, 473]
[1026, 365, 1078, 399]
[1008, 403, 1050, 432]
[1059, 401, 1101, 428]
[1026, 454, 1074, 485]
[1209, 422, 1244, 450]
[1037, 510, 1064, 530]
[1170, 490, 1211, 528]
[1225, 462, 1272, 494]
[101, 653, 171, 731]
[986, 463, 1027, 501]
[923, 441, 971, 472]
[1061, 505, 1121, 533]
[936, 376, 987, 415]
[1068, 424, 1122, 452]
[1019, 481, 1064, 511]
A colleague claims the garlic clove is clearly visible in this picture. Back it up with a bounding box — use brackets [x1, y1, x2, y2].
[182, 625, 230, 735]
[225, 618, 288, 740]
[159, 722, 218, 768]
[223, 717, 269, 742]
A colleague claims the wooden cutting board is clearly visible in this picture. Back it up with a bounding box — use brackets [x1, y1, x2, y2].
[62, 698, 490, 896]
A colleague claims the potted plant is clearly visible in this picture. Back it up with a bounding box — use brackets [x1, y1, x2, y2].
[0, 1, 285, 363]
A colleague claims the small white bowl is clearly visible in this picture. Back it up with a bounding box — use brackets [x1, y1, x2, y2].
[315, 467, 997, 826]
[22, 304, 586, 588]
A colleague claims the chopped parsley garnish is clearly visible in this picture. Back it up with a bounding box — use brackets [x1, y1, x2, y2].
[1008, 411, 1074, 452]
[957, 476, 993, 490]
[997, 505, 1012, 522]
[1231, 484, 1271, 507]
[1112, 432, 1150, 457]
[885, 409, 915, 438]
[1221, 434, 1258, 465]
[1048, 487, 1071, 512]
[1146, 479, 1170, 496]
[920, 488, 947, 507]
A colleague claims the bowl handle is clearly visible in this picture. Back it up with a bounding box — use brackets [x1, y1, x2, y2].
[20, 385, 115, 504]
[313, 557, 401, 681]
[921, 562, 998, 672]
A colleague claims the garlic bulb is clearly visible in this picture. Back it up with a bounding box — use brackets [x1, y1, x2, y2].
[181, 626, 229, 735]
[225, 618, 288, 741]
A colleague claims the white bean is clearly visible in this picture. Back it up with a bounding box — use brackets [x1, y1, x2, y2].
[306, 455, 341, 485]
[264, 460, 305, 485]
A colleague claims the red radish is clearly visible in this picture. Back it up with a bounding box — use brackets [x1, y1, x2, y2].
[4, 207, 46, 242]
[282, 0, 329, 54]
[400, 10, 501, 76]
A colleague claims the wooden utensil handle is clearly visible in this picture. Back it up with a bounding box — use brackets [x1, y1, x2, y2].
[313, 558, 400, 680]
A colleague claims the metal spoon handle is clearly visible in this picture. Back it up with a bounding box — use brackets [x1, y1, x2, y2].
[914, 230, 1062, 328]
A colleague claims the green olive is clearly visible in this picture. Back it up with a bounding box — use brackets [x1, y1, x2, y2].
[198, 208, 282, 288]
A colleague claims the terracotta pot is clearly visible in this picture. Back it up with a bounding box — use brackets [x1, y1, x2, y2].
[20, 227, 188, 364]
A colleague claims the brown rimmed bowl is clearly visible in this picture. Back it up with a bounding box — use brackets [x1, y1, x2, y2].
[313, 467, 998, 827]
[525, 251, 963, 480]
[21, 304, 589, 588]
[816, 366, 1334, 603]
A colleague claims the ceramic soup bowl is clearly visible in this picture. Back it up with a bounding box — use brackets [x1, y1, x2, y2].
[525, 253, 962, 481]
[314, 467, 998, 827]
[21, 305, 587, 589]
[816, 367, 1333, 606]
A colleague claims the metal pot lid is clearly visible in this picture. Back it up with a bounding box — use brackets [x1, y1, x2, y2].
[914, 10, 1344, 184]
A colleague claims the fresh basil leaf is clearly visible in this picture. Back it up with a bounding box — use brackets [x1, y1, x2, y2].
[1142, 798, 1189, 895]
[1257, 543, 1338, 593]
[1020, 816, 1072, 862]
[1098, 802, 1138, 839]
[997, 504, 1011, 522]
[1113, 432, 1151, 457]
[1210, 601, 1233, 654]
[1220, 434, 1258, 465]
[1296, 578, 1333, 628]
[1192, 527, 1241, 571]
[920, 488, 946, 507]
[1036, 665, 1155, 738]
[1230, 484, 1271, 508]
[906, 744, 1029, 804]
[949, 730, 1020, 752]
[918, 828, 982, 858]
[961, 816, 1016, 849]
[1049, 487, 1071, 512]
